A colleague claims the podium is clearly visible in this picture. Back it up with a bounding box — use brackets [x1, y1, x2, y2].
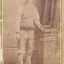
[44, 25, 58, 64]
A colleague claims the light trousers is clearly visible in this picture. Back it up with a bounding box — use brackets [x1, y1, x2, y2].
[17, 30, 34, 64]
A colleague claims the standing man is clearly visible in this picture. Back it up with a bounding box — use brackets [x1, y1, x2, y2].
[15, 0, 44, 64]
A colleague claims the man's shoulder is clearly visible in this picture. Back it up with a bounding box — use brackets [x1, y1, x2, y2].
[18, 5, 23, 10]
[31, 4, 36, 8]
[31, 4, 37, 10]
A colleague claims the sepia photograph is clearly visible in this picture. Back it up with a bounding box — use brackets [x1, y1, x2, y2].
[3, 0, 61, 64]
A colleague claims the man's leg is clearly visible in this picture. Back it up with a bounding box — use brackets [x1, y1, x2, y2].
[25, 31, 34, 64]
[17, 31, 27, 64]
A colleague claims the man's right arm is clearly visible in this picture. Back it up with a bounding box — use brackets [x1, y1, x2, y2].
[15, 6, 22, 39]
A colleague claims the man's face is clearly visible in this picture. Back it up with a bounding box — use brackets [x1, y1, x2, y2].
[26, 0, 32, 3]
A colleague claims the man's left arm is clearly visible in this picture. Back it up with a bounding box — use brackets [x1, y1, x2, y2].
[34, 8, 44, 31]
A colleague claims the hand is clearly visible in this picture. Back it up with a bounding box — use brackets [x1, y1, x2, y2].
[16, 33, 20, 40]
[40, 26, 45, 32]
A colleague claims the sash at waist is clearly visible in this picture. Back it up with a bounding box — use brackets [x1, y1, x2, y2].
[20, 27, 34, 30]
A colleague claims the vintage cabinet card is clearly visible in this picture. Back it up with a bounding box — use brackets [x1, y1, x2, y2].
[0, 0, 64, 64]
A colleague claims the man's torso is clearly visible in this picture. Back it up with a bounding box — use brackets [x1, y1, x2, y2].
[20, 3, 36, 29]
